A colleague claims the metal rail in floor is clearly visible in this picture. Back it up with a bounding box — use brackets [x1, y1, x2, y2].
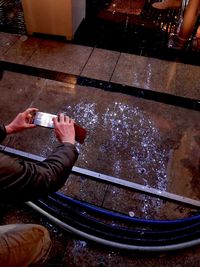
[2, 144, 200, 251]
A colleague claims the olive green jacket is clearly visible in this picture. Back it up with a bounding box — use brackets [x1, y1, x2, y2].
[0, 125, 78, 201]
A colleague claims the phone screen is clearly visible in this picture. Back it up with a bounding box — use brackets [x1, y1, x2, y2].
[34, 112, 56, 128]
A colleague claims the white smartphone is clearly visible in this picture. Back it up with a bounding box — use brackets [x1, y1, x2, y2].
[33, 111, 87, 144]
[33, 112, 56, 128]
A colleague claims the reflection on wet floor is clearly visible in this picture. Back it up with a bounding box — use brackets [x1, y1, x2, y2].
[40, 90, 169, 190]
[12, 78, 196, 220]
[0, 0, 200, 263]
[1, 64, 200, 221]
[61, 99, 168, 219]
[1, 59, 200, 265]
[60, 98, 194, 219]
[106, 0, 145, 15]
[76, 0, 180, 56]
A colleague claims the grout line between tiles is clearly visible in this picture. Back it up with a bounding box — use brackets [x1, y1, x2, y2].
[79, 47, 95, 76]
[1, 60, 200, 112]
[109, 52, 121, 83]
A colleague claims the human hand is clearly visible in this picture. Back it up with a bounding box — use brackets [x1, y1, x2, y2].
[53, 114, 75, 145]
[5, 108, 38, 134]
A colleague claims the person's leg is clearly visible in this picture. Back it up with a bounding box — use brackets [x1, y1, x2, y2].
[191, 25, 200, 50]
[0, 224, 52, 267]
[178, 0, 200, 40]
[169, 0, 200, 49]
[152, 0, 181, 10]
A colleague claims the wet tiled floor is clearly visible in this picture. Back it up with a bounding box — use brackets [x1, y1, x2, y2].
[1, 29, 200, 266]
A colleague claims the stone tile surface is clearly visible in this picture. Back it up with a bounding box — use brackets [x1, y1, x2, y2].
[103, 185, 197, 221]
[63, 238, 200, 267]
[81, 48, 120, 81]
[0, 32, 19, 58]
[27, 40, 93, 75]
[1, 71, 200, 218]
[111, 53, 200, 100]
[1, 31, 200, 267]
[175, 62, 200, 99]
[1, 36, 41, 64]
[0, 71, 45, 122]
[60, 174, 107, 205]
[111, 52, 177, 94]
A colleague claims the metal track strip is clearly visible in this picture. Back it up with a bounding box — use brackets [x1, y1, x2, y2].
[1, 145, 200, 208]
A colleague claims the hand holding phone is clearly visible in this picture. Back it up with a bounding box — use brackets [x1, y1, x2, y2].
[33, 112, 87, 144]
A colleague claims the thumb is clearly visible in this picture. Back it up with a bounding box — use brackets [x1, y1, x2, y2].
[27, 124, 37, 129]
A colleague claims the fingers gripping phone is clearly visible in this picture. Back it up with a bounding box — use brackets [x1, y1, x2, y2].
[33, 112, 87, 144]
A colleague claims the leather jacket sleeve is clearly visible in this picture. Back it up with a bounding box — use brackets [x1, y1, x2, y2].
[0, 124, 7, 143]
[0, 124, 78, 201]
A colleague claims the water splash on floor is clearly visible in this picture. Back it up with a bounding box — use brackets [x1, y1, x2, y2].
[59, 99, 169, 217]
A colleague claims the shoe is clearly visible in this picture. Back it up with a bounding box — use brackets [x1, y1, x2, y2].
[191, 37, 200, 51]
[152, 0, 181, 10]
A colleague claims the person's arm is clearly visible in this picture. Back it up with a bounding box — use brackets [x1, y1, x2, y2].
[5, 107, 38, 134]
[0, 110, 79, 201]
[0, 108, 38, 144]
[0, 143, 78, 201]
